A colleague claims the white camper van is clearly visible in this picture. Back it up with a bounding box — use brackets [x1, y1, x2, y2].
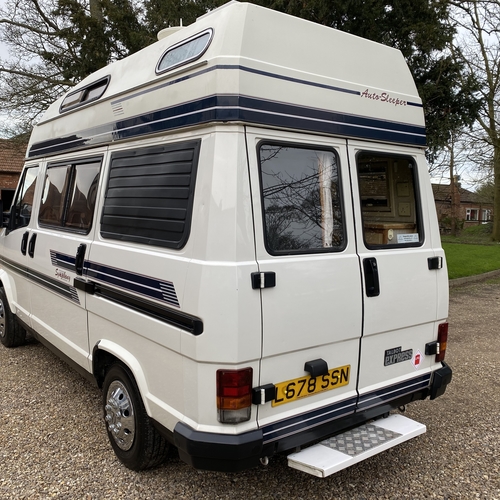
[0, 2, 452, 477]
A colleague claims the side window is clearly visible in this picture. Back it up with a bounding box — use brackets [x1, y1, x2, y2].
[357, 152, 422, 248]
[10, 166, 39, 231]
[101, 140, 201, 249]
[38, 158, 101, 234]
[66, 163, 100, 230]
[39, 165, 71, 226]
[259, 143, 345, 254]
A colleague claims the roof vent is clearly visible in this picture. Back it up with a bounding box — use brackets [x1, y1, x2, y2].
[158, 20, 184, 40]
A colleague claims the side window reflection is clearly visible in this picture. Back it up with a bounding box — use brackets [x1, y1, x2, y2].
[259, 144, 345, 254]
[10, 166, 39, 231]
[38, 159, 101, 234]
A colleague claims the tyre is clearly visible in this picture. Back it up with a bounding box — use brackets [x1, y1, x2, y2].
[0, 288, 26, 348]
[102, 363, 169, 471]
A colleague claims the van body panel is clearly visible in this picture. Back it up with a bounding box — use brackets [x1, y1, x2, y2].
[0, 228, 32, 324]
[0, 164, 42, 326]
[28, 225, 92, 370]
[177, 358, 260, 433]
[89, 313, 184, 428]
[180, 128, 261, 364]
[0, 2, 451, 474]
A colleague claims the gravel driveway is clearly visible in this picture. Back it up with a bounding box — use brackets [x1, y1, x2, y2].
[1, 280, 499, 499]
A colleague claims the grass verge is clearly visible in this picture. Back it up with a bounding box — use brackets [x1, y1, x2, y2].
[443, 242, 500, 279]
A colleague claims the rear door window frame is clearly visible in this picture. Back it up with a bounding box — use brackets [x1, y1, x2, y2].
[257, 140, 347, 256]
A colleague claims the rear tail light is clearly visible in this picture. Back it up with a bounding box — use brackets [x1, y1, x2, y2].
[436, 322, 448, 362]
[217, 368, 253, 423]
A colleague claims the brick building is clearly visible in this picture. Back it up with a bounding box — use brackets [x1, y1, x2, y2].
[0, 139, 26, 209]
[432, 181, 493, 232]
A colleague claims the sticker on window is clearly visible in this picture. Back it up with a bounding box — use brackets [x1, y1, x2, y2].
[397, 233, 419, 244]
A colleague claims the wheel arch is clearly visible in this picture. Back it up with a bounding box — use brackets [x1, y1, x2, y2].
[92, 339, 152, 415]
[0, 270, 17, 315]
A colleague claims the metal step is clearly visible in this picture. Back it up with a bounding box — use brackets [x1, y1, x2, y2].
[287, 414, 426, 478]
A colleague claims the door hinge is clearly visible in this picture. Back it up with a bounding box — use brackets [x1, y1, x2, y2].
[251, 272, 276, 289]
[251, 384, 277, 405]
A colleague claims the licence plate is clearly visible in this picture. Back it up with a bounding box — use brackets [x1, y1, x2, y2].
[272, 365, 351, 407]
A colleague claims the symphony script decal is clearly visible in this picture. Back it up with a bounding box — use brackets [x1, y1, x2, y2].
[55, 269, 71, 282]
[361, 89, 407, 107]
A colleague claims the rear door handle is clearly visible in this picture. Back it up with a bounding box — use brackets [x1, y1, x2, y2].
[21, 231, 29, 255]
[28, 233, 37, 258]
[363, 257, 380, 297]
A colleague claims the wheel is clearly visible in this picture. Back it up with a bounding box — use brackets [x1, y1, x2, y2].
[0, 288, 26, 348]
[102, 363, 169, 470]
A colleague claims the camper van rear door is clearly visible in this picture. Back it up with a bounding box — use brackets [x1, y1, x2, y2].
[349, 142, 439, 407]
[245, 129, 362, 425]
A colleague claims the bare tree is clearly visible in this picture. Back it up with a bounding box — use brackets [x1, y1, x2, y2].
[1, 0, 80, 131]
[0, 0, 149, 134]
[450, 0, 500, 239]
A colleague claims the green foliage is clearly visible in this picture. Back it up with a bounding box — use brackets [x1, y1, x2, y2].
[416, 56, 480, 162]
[439, 216, 464, 233]
[442, 223, 494, 245]
[474, 180, 495, 204]
[144, 0, 226, 35]
[443, 241, 500, 279]
[51, 0, 113, 81]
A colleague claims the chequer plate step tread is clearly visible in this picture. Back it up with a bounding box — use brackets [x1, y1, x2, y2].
[287, 414, 426, 478]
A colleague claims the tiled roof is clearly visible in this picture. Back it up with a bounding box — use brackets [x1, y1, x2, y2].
[0, 139, 26, 173]
[432, 183, 480, 204]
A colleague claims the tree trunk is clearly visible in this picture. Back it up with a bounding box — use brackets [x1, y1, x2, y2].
[449, 146, 458, 236]
[492, 141, 500, 240]
[90, 0, 103, 22]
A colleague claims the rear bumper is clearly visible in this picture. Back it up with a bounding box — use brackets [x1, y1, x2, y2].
[429, 361, 453, 399]
[173, 363, 452, 472]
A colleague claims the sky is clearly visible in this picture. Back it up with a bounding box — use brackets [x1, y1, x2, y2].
[0, 0, 12, 136]
[0, 0, 8, 60]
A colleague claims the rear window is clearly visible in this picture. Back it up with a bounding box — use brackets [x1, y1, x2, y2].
[259, 143, 345, 255]
[357, 152, 423, 248]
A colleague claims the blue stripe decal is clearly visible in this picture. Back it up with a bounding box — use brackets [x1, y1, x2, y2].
[357, 373, 431, 411]
[28, 93, 426, 158]
[109, 64, 360, 106]
[261, 373, 431, 444]
[85, 261, 180, 308]
[262, 396, 357, 444]
[110, 64, 421, 107]
[1, 254, 80, 304]
[47, 252, 180, 308]
[50, 250, 76, 271]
